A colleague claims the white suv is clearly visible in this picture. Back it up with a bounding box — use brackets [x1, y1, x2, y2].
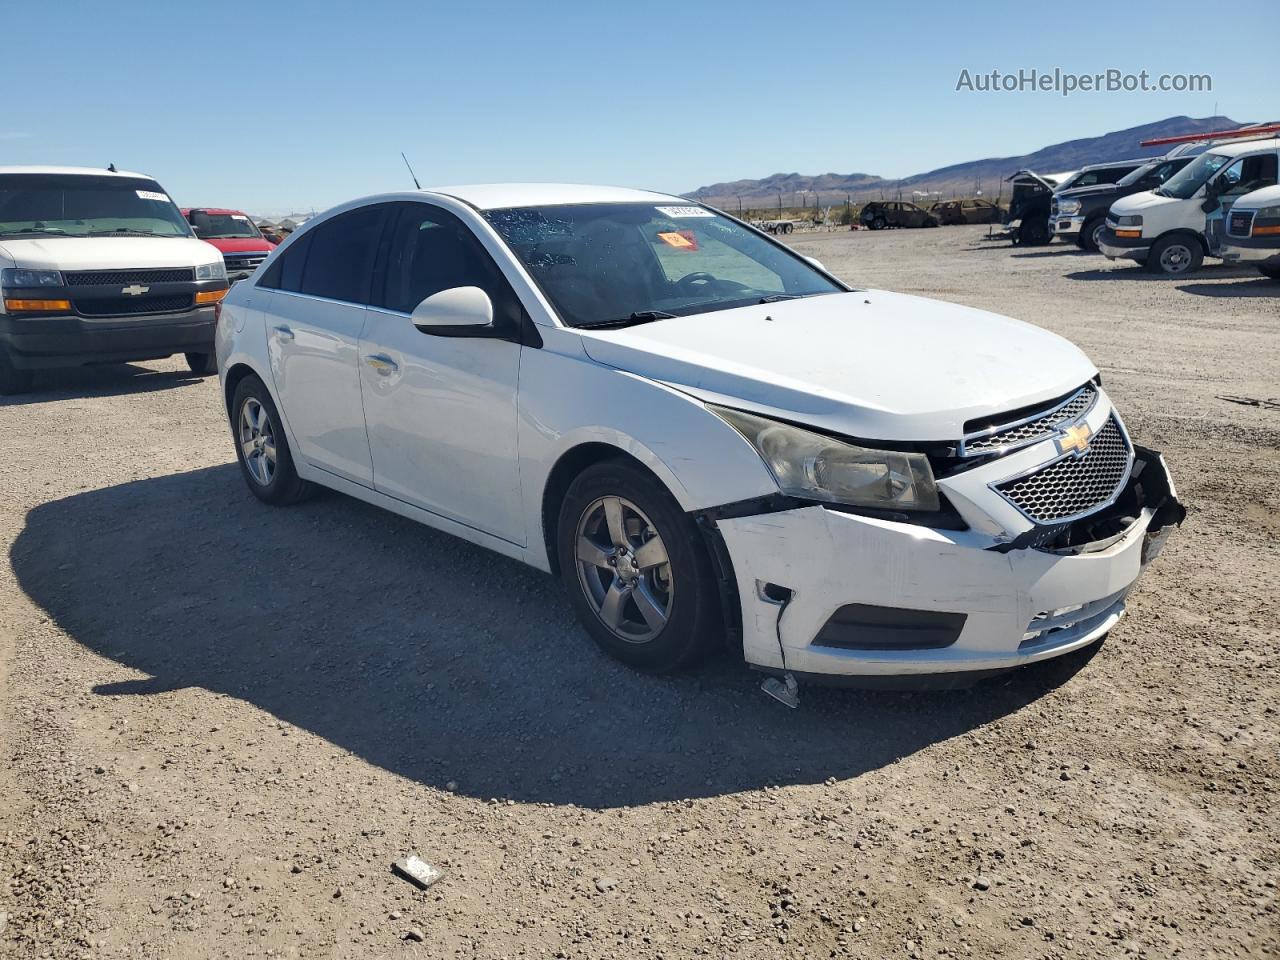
[217, 184, 1184, 685]
[0, 166, 229, 394]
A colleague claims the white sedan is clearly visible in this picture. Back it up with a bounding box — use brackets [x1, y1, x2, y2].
[216, 184, 1183, 684]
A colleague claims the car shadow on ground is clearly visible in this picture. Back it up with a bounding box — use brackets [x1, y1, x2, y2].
[1176, 278, 1279, 298]
[11, 465, 1098, 809]
[1065, 263, 1260, 282]
[1011, 248, 1093, 259]
[0, 363, 206, 406]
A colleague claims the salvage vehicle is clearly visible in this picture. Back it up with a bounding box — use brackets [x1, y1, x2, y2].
[1102, 133, 1280, 275]
[860, 201, 938, 229]
[0, 166, 229, 394]
[1005, 159, 1146, 246]
[217, 184, 1184, 689]
[1051, 154, 1195, 251]
[183, 208, 276, 283]
[931, 198, 1004, 226]
[1218, 184, 1280, 280]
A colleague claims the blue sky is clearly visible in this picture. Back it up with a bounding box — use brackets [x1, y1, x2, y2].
[7, 0, 1275, 214]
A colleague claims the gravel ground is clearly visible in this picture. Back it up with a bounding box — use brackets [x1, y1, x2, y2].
[1, 225, 1276, 959]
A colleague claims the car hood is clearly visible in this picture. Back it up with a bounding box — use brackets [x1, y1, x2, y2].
[1056, 183, 1122, 201]
[1110, 191, 1181, 216]
[0, 236, 222, 270]
[201, 237, 276, 254]
[577, 291, 1096, 442]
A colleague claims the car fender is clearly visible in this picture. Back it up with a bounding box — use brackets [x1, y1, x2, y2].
[517, 343, 779, 571]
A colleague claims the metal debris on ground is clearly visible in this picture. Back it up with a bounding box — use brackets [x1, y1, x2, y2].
[761, 673, 800, 709]
[1216, 395, 1280, 410]
[392, 855, 445, 891]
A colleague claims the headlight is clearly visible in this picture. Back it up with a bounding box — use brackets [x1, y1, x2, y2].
[711, 406, 940, 512]
[195, 260, 227, 281]
[1114, 214, 1143, 226]
[1, 267, 62, 287]
[1255, 204, 1280, 219]
[1057, 199, 1082, 215]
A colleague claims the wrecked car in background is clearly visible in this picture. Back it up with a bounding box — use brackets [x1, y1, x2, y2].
[861, 200, 939, 229]
[216, 183, 1184, 692]
[932, 198, 1004, 225]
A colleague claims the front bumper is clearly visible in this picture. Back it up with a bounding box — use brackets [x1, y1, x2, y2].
[1099, 227, 1150, 262]
[1218, 236, 1280, 266]
[1052, 214, 1085, 236]
[0, 306, 217, 368]
[714, 443, 1182, 679]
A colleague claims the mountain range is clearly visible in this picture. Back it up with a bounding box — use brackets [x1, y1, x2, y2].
[685, 116, 1244, 208]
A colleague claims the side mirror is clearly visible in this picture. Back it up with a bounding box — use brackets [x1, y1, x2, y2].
[411, 286, 494, 336]
[804, 256, 827, 272]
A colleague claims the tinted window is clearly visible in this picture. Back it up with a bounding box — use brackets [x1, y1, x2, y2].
[378, 203, 521, 332]
[0, 173, 192, 238]
[297, 205, 388, 304]
[257, 230, 312, 292]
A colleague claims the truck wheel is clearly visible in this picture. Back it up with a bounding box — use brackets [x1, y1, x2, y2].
[1148, 235, 1202, 275]
[781, 222, 793, 234]
[557, 459, 721, 673]
[1078, 217, 1106, 252]
[185, 352, 217, 376]
[0, 347, 34, 396]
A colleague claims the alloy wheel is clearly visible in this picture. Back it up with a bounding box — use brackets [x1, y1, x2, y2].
[574, 496, 673, 643]
[238, 397, 277, 486]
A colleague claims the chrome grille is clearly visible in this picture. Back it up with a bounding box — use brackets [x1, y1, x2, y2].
[963, 383, 1097, 456]
[66, 268, 194, 286]
[994, 416, 1132, 524]
[223, 252, 270, 272]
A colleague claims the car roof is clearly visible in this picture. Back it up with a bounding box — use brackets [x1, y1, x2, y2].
[0, 164, 154, 179]
[424, 183, 686, 210]
[1201, 136, 1280, 158]
[180, 208, 250, 216]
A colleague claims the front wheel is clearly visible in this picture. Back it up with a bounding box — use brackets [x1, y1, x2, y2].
[557, 460, 721, 673]
[185, 351, 217, 375]
[230, 374, 311, 505]
[1147, 235, 1203, 275]
[1078, 217, 1106, 252]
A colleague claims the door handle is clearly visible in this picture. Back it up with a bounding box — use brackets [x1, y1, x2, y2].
[272, 325, 295, 342]
[364, 353, 399, 373]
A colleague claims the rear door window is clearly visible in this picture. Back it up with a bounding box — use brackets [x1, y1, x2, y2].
[297, 205, 390, 304]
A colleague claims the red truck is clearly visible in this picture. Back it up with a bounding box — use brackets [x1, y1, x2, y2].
[181, 208, 276, 283]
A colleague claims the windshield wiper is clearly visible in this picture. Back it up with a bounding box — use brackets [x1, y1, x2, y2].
[576, 310, 676, 329]
[0, 228, 73, 238]
[758, 294, 800, 303]
[86, 228, 170, 237]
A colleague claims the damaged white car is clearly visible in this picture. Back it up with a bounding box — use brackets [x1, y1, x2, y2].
[216, 184, 1184, 688]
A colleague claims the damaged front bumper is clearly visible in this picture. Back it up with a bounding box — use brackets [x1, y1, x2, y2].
[711, 448, 1184, 679]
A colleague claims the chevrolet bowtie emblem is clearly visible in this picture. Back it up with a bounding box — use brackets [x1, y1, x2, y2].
[1056, 422, 1093, 456]
[121, 284, 149, 296]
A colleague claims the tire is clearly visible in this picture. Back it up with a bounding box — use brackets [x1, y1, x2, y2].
[781, 222, 793, 234]
[0, 347, 34, 396]
[871, 216, 886, 230]
[557, 459, 721, 673]
[1078, 216, 1106, 252]
[1018, 216, 1050, 246]
[1258, 265, 1280, 281]
[1147, 234, 1203, 276]
[230, 374, 311, 505]
[185, 351, 217, 376]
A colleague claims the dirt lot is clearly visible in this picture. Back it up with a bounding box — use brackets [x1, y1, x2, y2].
[1, 226, 1276, 959]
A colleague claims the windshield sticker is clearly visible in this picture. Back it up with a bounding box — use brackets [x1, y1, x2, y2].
[657, 230, 698, 250]
[232, 214, 249, 220]
[654, 205, 714, 218]
[136, 190, 169, 202]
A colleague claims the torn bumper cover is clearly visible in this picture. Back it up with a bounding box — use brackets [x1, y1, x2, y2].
[713, 448, 1183, 678]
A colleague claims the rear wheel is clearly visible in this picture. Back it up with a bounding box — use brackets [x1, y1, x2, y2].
[185, 351, 217, 375]
[0, 347, 33, 396]
[231, 374, 311, 505]
[557, 460, 721, 673]
[871, 216, 886, 230]
[1148, 235, 1203, 275]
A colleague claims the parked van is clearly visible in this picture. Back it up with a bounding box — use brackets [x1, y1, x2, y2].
[0, 166, 229, 393]
[1101, 135, 1280, 275]
[1051, 153, 1196, 251]
[1218, 184, 1280, 280]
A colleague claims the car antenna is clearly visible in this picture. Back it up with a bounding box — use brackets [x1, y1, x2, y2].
[400, 152, 422, 190]
[107, 163, 117, 172]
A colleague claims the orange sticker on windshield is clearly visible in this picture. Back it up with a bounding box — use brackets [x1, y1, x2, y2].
[657, 230, 698, 250]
